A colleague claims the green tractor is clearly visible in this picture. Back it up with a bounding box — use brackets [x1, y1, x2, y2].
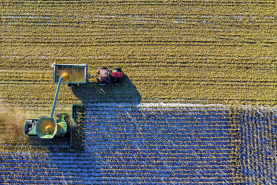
[24, 64, 87, 152]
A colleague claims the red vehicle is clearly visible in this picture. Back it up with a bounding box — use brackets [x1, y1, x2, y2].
[97, 67, 124, 85]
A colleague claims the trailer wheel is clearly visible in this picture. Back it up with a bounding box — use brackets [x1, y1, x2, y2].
[114, 67, 121, 71]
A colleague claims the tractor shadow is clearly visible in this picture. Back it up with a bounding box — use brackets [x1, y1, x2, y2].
[68, 74, 141, 153]
[27, 75, 141, 154]
[29, 134, 72, 153]
[34, 74, 141, 153]
[71, 74, 141, 104]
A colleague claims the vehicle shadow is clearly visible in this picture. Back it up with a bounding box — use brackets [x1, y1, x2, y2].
[28, 74, 141, 154]
[71, 74, 141, 104]
[37, 74, 141, 153]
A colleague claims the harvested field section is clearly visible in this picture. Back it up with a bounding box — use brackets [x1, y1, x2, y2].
[0, 152, 95, 184]
[1, 103, 276, 183]
[0, 103, 236, 184]
[84, 104, 237, 184]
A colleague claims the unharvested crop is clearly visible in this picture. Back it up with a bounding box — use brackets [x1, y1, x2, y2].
[1, 0, 277, 113]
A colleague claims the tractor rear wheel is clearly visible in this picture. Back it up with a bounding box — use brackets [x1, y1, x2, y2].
[114, 67, 121, 72]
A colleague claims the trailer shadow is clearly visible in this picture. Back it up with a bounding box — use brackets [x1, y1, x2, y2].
[68, 74, 142, 153]
[71, 75, 141, 104]
[31, 74, 141, 153]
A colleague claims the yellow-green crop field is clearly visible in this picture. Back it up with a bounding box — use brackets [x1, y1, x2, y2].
[1, 0, 277, 115]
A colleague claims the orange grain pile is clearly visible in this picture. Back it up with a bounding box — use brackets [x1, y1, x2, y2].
[58, 68, 84, 82]
[39, 120, 55, 135]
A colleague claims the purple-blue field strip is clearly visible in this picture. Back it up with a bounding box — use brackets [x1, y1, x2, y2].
[1, 103, 276, 184]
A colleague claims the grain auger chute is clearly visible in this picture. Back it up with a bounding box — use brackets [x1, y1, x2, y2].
[24, 64, 87, 152]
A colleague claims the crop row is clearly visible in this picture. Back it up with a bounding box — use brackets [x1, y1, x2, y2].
[1, 61, 275, 75]
[229, 107, 277, 184]
[1, 0, 276, 16]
